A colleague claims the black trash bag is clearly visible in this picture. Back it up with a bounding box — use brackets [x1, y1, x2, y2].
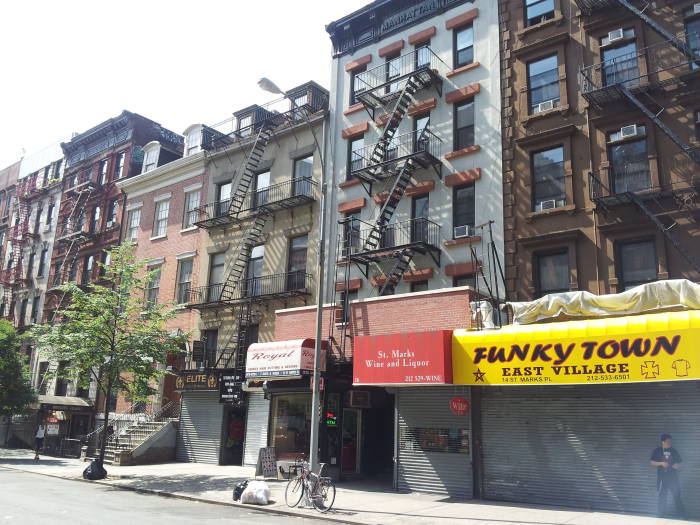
[232, 480, 249, 501]
[83, 460, 107, 480]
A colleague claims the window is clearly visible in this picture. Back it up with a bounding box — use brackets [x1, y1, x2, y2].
[43, 167, 50, 186]
[386, 53, 402, 94]
[126, 208, 141, 241]
[176, 259, 193, 304]
[0, 302, 5, 319]
[350, 66, 367, 105]
[183, 191, 200, 229]
[46, 202, 54, 225]
[53, 159, 62, 179]
[153, 200, 170, 237]
[413, 114, 430, 153]
[216, 182, 232, 217]
[37, 248, 48, 277]
[607, 126, 650, 193]
[185, 130, 200, 156]
[75, 209, 86, 232]
[114, 152, 126, 179]
[68, 259, 78, 283]
[238, 115, 253, 137]
[52, 263, 62, 286]
[17, 299, 27, 324]
[98, 159, 109, 185]
[411, 280, 429, 293]
[98, 250, 111, 278]
[145, 265, 161, 306]
[535, 251, 569, 296]
[348, 135, 364, 177]
[411, 195, 429, 243]
[90, 206, 101, 233]
[254, 171, 270, 208]
[271, 394, 313, 459]
[207, 252, 226, 302]
[287, 235, 308, 290]
[415, 41, 431, 69]
[687, 18, 700, 71]
[454, 274, 476, 288]
[37, 362, 49, 395]
[246, 245, 265, 297]
[532, 146, 565, 211]
[293, 155, 313, 197]
[202, 329, 218, 367]
[30, 296, 40, 324]
[26, 252, 35, 280]
[602, 39, 639, 88]
[528, 55, 560, 114]
[33, 206, 42, 234]
[453, 183, 475, 237]
[525, 0, 554, 27]
[81, 255, 94, 285]
[453, 24, 474, 68]
[342, 212, 361, 256]
[454, 100, 475, 150]
[55, 361, 69, 396]
[617, 239, 656, 291]
[106, 199, 118, 228]
[143, 147, 158, 173]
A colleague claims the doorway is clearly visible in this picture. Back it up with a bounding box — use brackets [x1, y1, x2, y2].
[342, 408, 361, 473]
[221, 406, 246, 465]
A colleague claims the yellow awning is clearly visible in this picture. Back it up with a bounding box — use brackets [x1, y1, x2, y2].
[452, 310, 700, 386]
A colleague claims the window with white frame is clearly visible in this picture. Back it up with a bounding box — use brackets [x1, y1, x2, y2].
[183, 191, 200, 229]
[153, 200, 170, 237]
[143, 147, 159, 173]
[145, 265, 161, 307]
[185, 129, 201, 156]
[176, 259, 193, 304]
[126, 208, 141, 241]
[115, 152, 126, 179]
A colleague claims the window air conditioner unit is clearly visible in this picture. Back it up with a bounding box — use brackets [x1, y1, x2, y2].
[454, 225, 471, 238]
[535, 100, 555, 114]
[536, 199, 557, 211]
[608, 28, 624, 42]
[694, 3, 700, 14]
[106, 221, 114, 228]
[620, 124, 638, 138]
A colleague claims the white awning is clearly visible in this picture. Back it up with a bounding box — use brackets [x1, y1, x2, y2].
[245, 338, 326, 380]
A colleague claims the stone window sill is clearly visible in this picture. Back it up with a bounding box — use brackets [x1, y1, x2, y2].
[525, 204, 576, 222]
[521, 104, 570, 127]
[343, 103, 365, 116]
[339, 178, 363, 190]
[180, 226, 198, 233]
[150, 234, 167, 241]
[443, 236, 482, 247]
[446, 62, 481, 78]
[445, 145, 481, 160]
[516, 13, 565, 40]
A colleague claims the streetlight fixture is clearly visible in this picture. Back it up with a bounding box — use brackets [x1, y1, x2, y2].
[258, 77, 327, 472]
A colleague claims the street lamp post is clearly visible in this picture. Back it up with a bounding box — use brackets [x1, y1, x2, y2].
[258, 78, 327, 472]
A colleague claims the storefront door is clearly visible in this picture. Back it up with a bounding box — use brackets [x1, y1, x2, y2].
[342, 408, 362, 473]
[221, 406, 246, 465]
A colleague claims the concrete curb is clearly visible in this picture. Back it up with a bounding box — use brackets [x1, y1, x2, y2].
[0, 464, 362, 525]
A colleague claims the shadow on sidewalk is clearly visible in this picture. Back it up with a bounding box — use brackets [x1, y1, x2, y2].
[0, 457, 75, 467]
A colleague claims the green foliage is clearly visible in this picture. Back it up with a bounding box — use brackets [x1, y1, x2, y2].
[30, 244, 187, 408]
[0, 320, 37, 417]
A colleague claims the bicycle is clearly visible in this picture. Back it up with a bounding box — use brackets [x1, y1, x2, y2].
[284, 458, 336, 513]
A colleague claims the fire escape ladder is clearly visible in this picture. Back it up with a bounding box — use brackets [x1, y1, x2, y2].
[212, 301, 253, 370]
[377, 248, 415, 296]
[363, 158, 417, 252]
[614, 0, 700, 68]
[228, 126, 274, 215]
[366, 77, 421, 179]
[220, 213, 269, 302]
[625, 191, 700, 275]
[620, 87, 700, 169]
[55, 187, 95, 288]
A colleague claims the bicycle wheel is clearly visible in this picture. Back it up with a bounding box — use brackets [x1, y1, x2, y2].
[285, 476, 304, 508]
[312, 477, 336, 513]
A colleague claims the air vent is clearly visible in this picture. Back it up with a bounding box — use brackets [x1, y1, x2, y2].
[608, 28, 624, 42]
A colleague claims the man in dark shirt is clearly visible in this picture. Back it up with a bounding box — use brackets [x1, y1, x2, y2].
[650, 433, 685, 518]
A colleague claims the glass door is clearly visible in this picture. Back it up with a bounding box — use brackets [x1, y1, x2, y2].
[216, 182, 232, 217]
[246, 245, 265, 297]
[342, 408, 362, 474]
[254, 171, 270, 208]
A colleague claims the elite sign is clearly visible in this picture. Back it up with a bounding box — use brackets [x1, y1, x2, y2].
[452, 310, 700, 386]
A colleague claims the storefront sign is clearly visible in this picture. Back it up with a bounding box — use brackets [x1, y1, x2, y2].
[453, 311, 700, 386]
[353, 330, 453, 385]
[379, 0, 469, 35]
[245, 339, 326, 379]
[219, 372, 243, 403]
[46, 423, 60, 435]
[450, 397, 470, 416]
[174, 371, 219, 391]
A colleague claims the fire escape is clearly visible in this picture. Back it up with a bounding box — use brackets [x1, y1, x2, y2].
[186, 85, 326, 373]
[46, 168, 100, 309]
[576, 0, 700, 275]
[339, 47, 445, 297]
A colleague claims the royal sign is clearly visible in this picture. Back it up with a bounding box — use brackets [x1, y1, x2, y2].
[245, 339, 326, 379]
[353, 330, 453, 385]
[452, 310, 700, 386]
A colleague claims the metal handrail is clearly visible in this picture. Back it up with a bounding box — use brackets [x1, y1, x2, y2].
[196, 177, 317, 221]
[354, 46, 448, 93]
[343, 217, 441, 256]
[186, 271, 313, 306]
[579, 30, 700, 94]
[351, 129, 442, 175]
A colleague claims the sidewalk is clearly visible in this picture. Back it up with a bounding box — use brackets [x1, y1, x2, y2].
[0, 448, 692, 525]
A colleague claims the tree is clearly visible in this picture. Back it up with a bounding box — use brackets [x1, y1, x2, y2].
[0, 320, 36, 417]
[30, 244, 186, 475]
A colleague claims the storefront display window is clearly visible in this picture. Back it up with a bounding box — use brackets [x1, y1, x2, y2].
[271, 394, 311, 460]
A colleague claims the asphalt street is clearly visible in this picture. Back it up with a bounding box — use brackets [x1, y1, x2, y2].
[0, 467, 319, 525]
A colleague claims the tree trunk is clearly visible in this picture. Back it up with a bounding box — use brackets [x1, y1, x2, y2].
[97, 369, 116, 466]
